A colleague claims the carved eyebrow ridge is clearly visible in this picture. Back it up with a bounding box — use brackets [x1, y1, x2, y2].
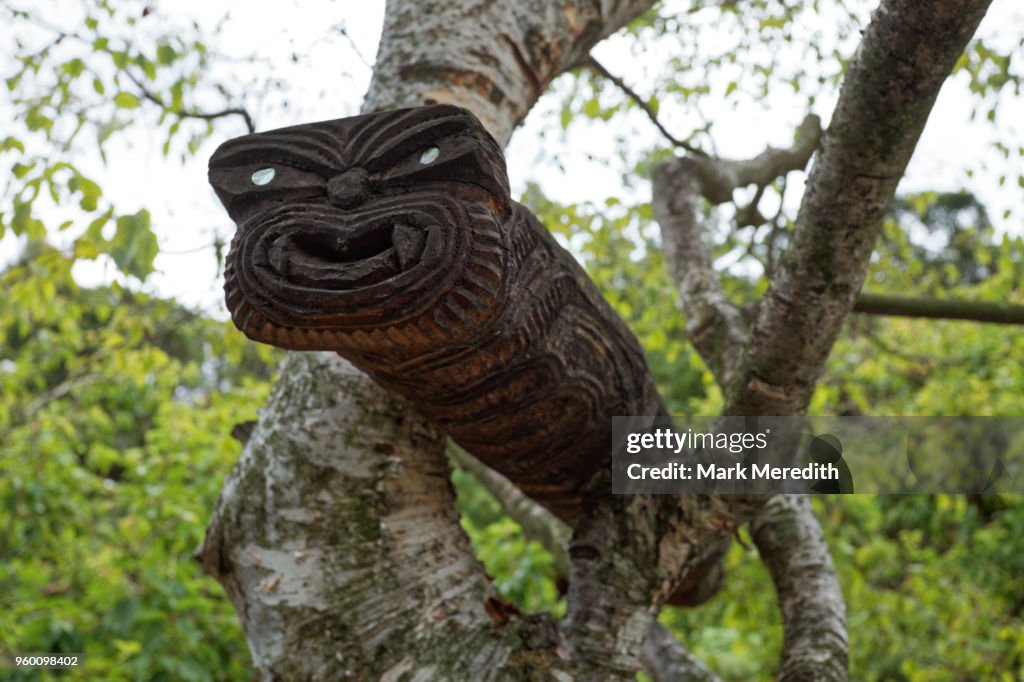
[348, 109, 476, 166]
[212, 129, 345, 175]
[213, 146, 337, 177]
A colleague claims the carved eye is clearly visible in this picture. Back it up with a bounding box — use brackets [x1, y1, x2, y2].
[419, 146, 440, 165]
[251, 168, 276, 185]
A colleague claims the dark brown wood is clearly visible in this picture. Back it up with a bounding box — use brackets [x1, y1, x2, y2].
[209, 104, 665, 523]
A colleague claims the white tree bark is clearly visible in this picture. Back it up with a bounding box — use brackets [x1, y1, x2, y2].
[199, 0, 662, 678]
[199, 0, 994, 678]
[752, 495, 848, 681]
[197, 355, 504, 678]
[646, 1, 993, 680]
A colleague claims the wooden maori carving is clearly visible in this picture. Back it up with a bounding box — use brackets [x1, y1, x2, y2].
[208, 104, 665, 523]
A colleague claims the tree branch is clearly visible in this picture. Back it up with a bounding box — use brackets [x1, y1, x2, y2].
[684, 114, 822, 205]
[453, 449, 725, 680]
[853, 293, 1024, 325]
[726, 0, 994, 417]
[124, 70, 255, 133]
[641, 622, 724, 682]
[651, 161, 749, 388]
[651, 114, 820, 387]
[584, 56, 705, 154]
[364, 0, 658, 144]
[450, 446, 572, 580]
[650, 2, 993, 678]
[751, 496, 847, 682]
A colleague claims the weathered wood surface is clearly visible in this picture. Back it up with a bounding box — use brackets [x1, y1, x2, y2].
[210, 104, 664, 523]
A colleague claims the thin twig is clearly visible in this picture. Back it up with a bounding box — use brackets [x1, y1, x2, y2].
[124, 70, 256, 133]
[583, 56, 706, 156]
[336, 24, 372, 68]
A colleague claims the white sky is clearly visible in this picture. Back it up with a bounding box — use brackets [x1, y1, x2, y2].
[2, 0, 1022, 316]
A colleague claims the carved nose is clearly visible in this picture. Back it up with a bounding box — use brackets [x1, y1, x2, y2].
[327, 169, 370, 209]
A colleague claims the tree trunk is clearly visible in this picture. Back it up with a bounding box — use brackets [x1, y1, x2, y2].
[197, 0, 993, 678]
[199, 0, 664, 678]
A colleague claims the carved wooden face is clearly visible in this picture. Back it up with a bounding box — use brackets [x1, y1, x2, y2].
[208, 105, 511, 351]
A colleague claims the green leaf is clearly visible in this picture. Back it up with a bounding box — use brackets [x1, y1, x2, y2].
[2, 135, 25, 153]
[11, 201, 32, 235]
[138, 55, 157, 80]
[25, 109, 54, 132]
[156, 44, 177, 65]
[114, 92, 141, 109]
[110, 210, 158, 280]
[12, 161, 35, 179]
[62, 58, 85, 78]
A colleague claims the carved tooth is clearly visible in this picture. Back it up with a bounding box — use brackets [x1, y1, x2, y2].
[328, 330, 349, 347]
[368, 327, 393, 348]
[392, 224, 425, 270]
[274, 326, 291, 347]
[310, 329, 330, 348]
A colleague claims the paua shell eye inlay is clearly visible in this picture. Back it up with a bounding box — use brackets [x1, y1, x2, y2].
[251, 168, 276, 185]
[419, 146, 440, 165]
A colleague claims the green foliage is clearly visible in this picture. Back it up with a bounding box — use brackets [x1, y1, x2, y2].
[3, 1, 1024, 680]
[452, 468, 565, 616]
[659, 534, 782, 679]
[0, 245, 280, 681]
[826, 495, 1024, 681]
[1, 0, 248, 279]
[814, 192, 1024, 417]
[654, 495, 1024, 681]
[0, 4, 281, 678]
[514, 184, 1024, 679]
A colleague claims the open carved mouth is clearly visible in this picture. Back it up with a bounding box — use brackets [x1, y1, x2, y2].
[223, 195, 491, 346]
[261, 221, 429, 290]
[291, 223, 394, 264]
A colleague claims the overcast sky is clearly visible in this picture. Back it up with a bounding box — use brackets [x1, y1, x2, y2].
[2, 0, 1022, 317]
